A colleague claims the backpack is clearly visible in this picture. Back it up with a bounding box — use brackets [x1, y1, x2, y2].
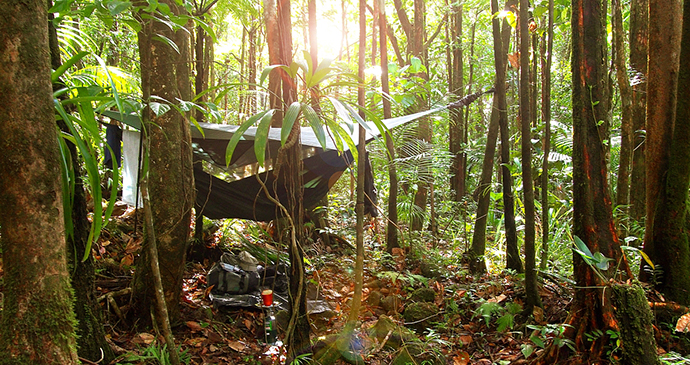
[207, 261, 259, 295]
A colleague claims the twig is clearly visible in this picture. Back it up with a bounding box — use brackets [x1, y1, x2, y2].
[403, 310, 445, 326]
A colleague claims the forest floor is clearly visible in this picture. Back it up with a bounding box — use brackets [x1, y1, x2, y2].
[12, 205, 690, 364]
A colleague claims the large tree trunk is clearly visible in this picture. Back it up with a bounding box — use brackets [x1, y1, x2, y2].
[519, 0, 541, 311]
[642, 0, 681, 281]
[0, 1, 79, 362]
[132, 0, 195, 324]
[628, 0, 648, 224]
[647, 0, 690, 305]
[536, 1, 658, 362]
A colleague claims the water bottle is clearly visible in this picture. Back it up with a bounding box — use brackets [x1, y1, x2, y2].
[264, 307, 277, 345]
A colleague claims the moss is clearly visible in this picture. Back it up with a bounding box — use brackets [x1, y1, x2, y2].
[1, 272, 78, 364]
[612, 283, 660, 365]
[403, 302, 440, 333]
[410, 287, 436, 303]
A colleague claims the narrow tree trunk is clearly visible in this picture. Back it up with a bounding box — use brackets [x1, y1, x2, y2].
[449, 0, 465, 201]
[519, 0, 541, 311]
[0, 1, 79, 362]
[468, 100, 500, 274]
[493, 0, 522, 273]
[613, 0, 633, 212]
[132, 0, 194, 324]
[264, 0, 283, 126]
[539, 0, 554, 270]
[380, 2, 399, 252]
[629, 0, 648, 224]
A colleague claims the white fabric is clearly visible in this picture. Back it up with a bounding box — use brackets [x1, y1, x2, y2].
[122, 129, 142, 207]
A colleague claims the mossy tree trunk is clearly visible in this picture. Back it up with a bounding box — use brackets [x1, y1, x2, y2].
[132, 0, 195, 325]
[47, 10, 116, 362]
[0, 1, 79, 362]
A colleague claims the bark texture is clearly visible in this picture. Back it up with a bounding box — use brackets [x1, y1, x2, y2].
[642, 0, 681, 280]
[519, 0, 541, 310]
[628, 0, 647, 223]
[648, 0, 690, 305]
[132, 0, 195, 324]
[0, 1, 79, 362]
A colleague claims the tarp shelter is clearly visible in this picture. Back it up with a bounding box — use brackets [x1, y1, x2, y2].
[105, 106, 445, 222]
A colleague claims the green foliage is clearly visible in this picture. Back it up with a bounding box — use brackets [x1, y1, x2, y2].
[474, 301, 521, 332]
[114, 344, 191, 365]
[522, 324, 575, 359]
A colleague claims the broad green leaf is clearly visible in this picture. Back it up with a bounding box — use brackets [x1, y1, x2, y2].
[152, 34, 180, 53]
[107, 0, 131, 16]
[592, 252, 613, 270]
[573, 235, 594, 259]
[254, 110, 274, 167]
[281, 102, 302, 145]
[302, 104, 326, 150]
[93, 55, 125, 120]
[149, 101, 170, 116]
[225, 109, 274, 166]
[259, 65, 283, 85]
[326, 96, 355, 132]
[410, 56, 422, 73]
[191, 15, 217, 42]
[52, 51, 89, 83]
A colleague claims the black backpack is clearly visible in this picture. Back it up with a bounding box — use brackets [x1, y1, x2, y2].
[207, 262, 259, 295]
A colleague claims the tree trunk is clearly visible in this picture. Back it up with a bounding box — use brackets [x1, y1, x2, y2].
[648, 0, 690, 305]
[539, 0, 554, 271]
[493, 0, 522, 273]
[468, 98, 500, 274]
[612, 0, 633, 211]
[132, 0, 195, 325]
[47, 8, 115, 362]
[0, 1, 79, 362]
[642, 0, 681, 281]
[519, 0, 541, 311]
[449, 0, 465, 201]
[380, 2, 399, 253]
[264, 0, 283, 126]
[536, 1, 651, 362]
[628, 0, 647, 224]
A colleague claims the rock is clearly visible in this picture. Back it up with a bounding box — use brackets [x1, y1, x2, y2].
[403, 302, 440, 333]
[364, 279, 382, 289]
[391, 344, 445, 365]
[370, 316, 418, 350]
[410, 287, 436, 303]
[420, 260, 443, 279]
[381, 294, 402, 314]
[366, 290, 385, 307]
[313, 332, 367, 365]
